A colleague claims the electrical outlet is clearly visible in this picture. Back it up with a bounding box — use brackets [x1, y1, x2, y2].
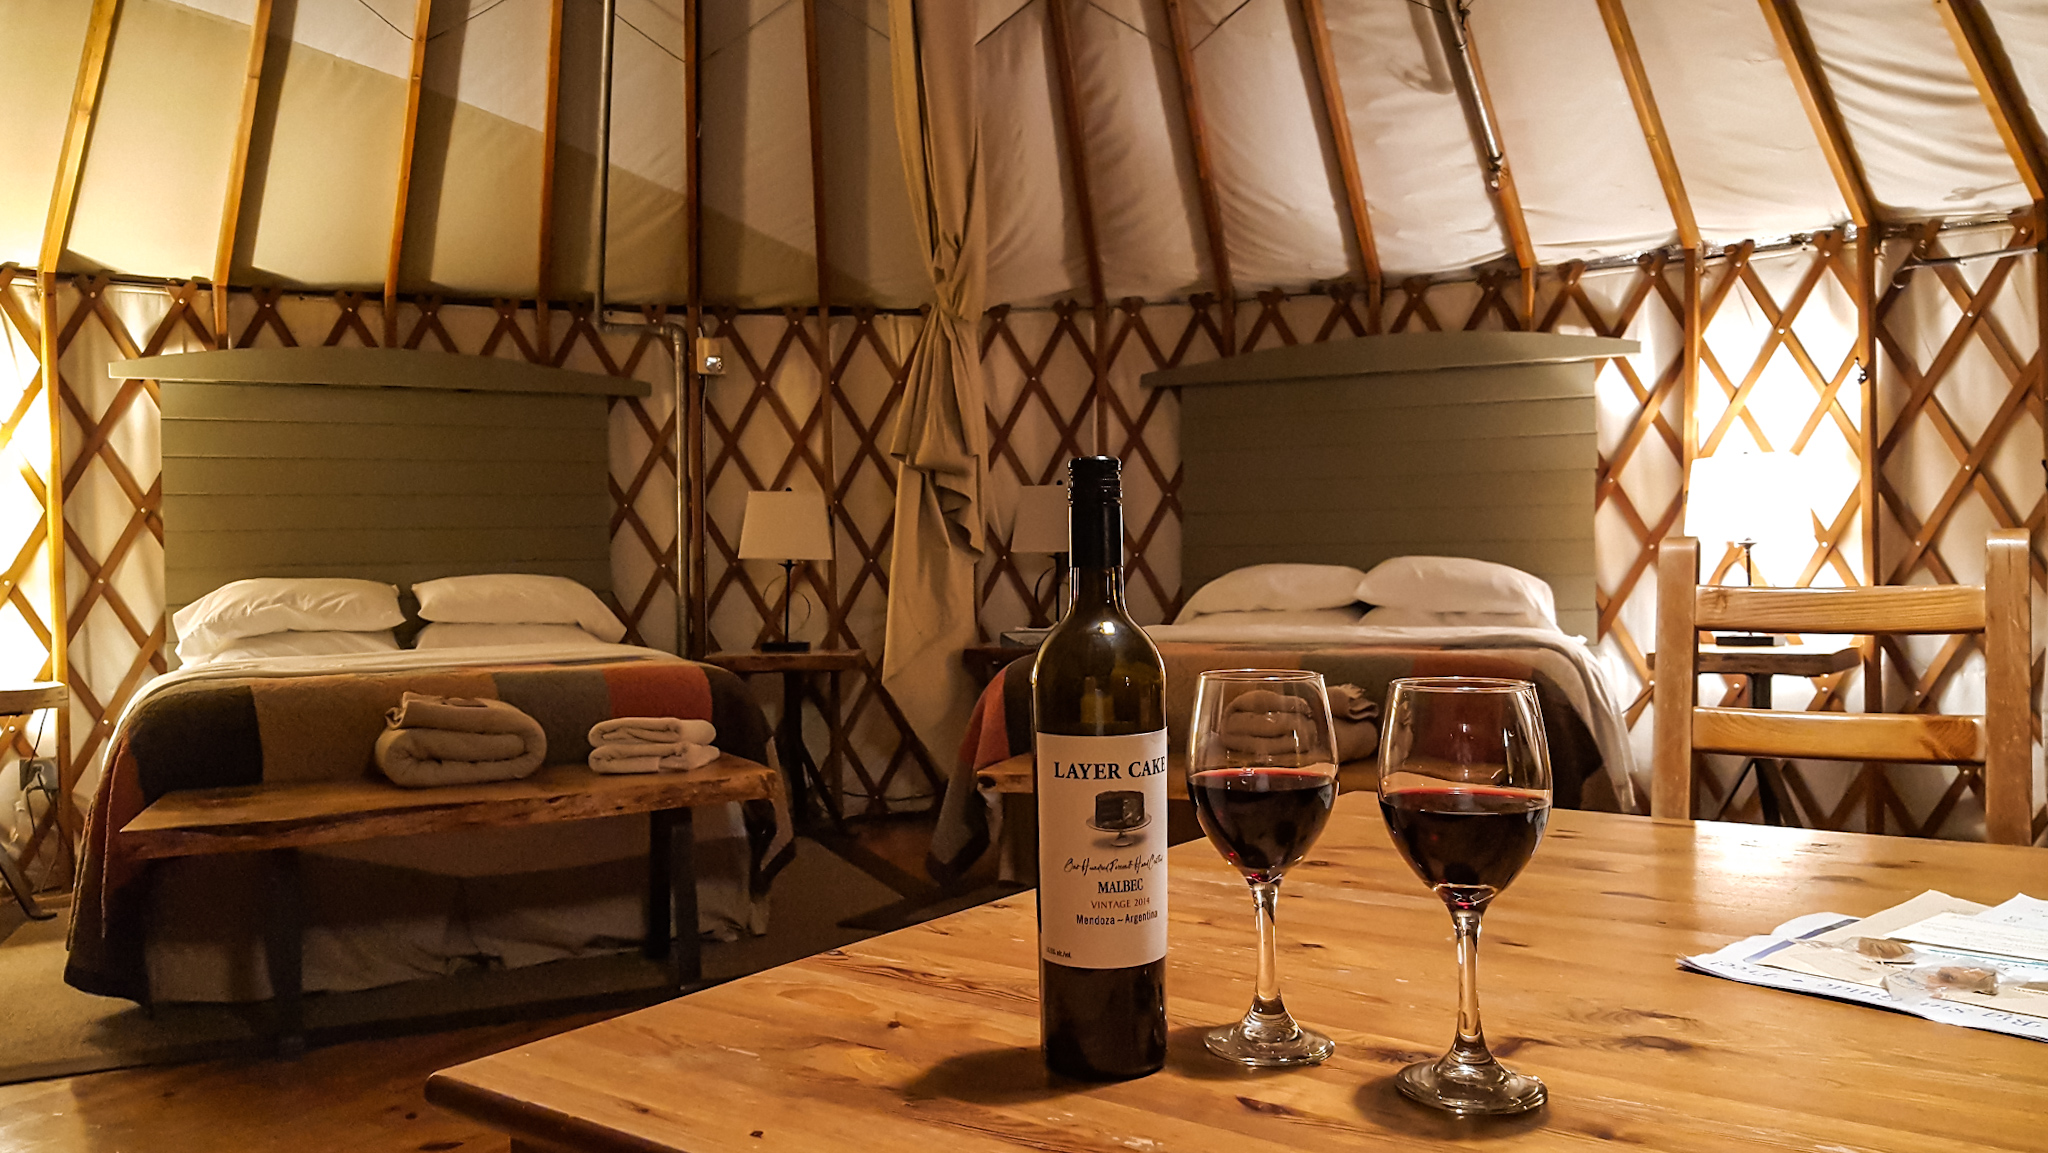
[19, 757, 55, 798]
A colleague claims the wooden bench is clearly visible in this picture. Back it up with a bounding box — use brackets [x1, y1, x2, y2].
[121, 756, 780, 1047]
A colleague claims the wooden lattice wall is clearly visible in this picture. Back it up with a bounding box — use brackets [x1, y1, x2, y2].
[1, 236, 2042, 884]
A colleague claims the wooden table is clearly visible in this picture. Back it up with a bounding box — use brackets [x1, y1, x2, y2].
[123, 757, 779, 1045]
[430, 805, 2048, 1151]
[1652, 644, 1862, 825]
[705, 649, 865, 829]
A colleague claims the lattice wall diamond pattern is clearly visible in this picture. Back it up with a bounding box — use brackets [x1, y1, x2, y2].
[3, 251, 2041, 869]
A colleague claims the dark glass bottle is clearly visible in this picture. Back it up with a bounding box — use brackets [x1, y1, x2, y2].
[1031, 455, 1169, 1081]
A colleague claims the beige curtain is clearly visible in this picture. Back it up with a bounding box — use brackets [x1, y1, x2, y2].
[882, 0, 989, 766]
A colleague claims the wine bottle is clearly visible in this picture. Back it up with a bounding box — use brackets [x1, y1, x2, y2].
[1031, 455, 1169, 1081]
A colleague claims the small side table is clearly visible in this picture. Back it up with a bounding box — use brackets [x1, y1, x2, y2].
[703, 650, 864, 831]
[961, 643, 1040, 689]
[1652, 644, 1862, 825]
[0, 682, 66, 920]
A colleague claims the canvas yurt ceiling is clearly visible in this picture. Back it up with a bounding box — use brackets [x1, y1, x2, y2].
[3, 0, 2042, 313]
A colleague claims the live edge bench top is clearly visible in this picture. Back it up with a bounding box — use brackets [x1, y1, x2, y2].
[119, 756, 779, 860]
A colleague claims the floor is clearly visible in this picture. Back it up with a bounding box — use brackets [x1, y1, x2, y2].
[0, 812, 959, 1153]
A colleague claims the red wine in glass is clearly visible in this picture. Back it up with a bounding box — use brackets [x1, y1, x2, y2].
[1379, 785, 1549, 910]
[1189, 766, 1337, 882]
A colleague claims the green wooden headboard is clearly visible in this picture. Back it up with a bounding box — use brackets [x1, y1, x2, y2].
[109, 347, 652, 628]
[1143, 332, 1638, 638]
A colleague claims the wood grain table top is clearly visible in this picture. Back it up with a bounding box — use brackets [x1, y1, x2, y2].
[120, 757, 779, 860]
[427, 806, 2048, 1152]
[0, 681, 66, 715]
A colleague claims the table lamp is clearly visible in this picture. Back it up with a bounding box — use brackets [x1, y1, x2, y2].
[738, 488, 834, 652]
[1012, 483, 1071, 624]
[1684, 451, 1813, 646]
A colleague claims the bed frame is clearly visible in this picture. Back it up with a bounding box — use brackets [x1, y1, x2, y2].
[108, 346, 652, 643]
[1143, 331, 1636, 638]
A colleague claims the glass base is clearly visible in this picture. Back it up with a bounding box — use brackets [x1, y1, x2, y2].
[1394, 1055, 1546, 1115]
[1203, 1019, 1335, 1068]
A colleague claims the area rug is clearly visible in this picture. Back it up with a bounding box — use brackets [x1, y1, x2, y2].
[0, 837, 899, 1085]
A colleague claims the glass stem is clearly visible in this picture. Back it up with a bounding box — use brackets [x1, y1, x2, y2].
[1449, 907, 1493, 1067]
[1251, 880, 1283, 1014]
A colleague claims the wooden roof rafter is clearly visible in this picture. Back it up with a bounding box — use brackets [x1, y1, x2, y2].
[34, 0, 121, 856]
[213, 0, 273, 343]
[1593, 0, 1699, 252]
[1426, 0, 1535, 327]
[536, 0, 565, 359]
[1044, 0, 1111, 451]
[383, 0, 434, 348]
[1161, 0, 1237, 354]
[1933, 0, 2047, 202]
[1755, 0, 1876, 230]
[1296, 0, 1382, 331]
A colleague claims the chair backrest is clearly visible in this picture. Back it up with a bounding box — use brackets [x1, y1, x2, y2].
[1652, 530, 2033, 845]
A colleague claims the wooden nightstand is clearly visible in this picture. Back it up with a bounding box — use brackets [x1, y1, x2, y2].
[961, 643, 1039, 688]
[703, 650, 864, 830]
[0, 681, 65, 920]
[1651, 644, 1862, 825]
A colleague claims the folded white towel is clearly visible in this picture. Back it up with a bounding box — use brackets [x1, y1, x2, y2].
[589, 716, 716, 747]
[589, 743, 721, 775]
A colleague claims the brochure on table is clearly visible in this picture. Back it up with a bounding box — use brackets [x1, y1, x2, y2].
[1682, 890, 2048, 1043]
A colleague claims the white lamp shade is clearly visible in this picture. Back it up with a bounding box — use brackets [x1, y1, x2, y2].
[737, 489, 834, 561]
[1012, 484, 1070, 554]
[1685, 453, 1815, 549]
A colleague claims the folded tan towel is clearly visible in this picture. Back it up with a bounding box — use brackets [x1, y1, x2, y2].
[1215, 687, 1378, 762]
[590, 716, 716, 747]
[588, 743, 721, 775]
[375, 693, 547, 787]
[1328, 683, 1381, 762]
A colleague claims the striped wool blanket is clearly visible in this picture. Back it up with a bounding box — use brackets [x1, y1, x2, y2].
[929, 639, 1613, 883]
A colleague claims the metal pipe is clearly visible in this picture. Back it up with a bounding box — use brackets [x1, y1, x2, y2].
[1430, 0, 1506, 192]
[594, 0, 692, 658]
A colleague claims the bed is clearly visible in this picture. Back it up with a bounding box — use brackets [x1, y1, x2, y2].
[931, 331, 1642, 881]
[67, 348, 785, 1005]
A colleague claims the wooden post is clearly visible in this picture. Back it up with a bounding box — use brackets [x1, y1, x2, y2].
[684, 0, 707, 657]
[384, 0, 433, 347]
[1296, 0, 1382, 331]
[536, 0, 565, 361]
[1045, 0, 1112, 447]
[798, 0, 840, 657]
[1160, 0, 1236, 353]
[213, 0, 273, 344]
[39, 0, 121, 865]
[1652, 536, 1701, 820]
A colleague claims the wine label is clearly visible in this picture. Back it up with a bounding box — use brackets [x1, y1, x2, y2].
[1035, 730, 1170, 969]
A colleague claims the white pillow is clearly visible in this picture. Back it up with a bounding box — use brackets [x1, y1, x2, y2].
[1175, 564, 1368, 623]
[412, 574, 627, 643]
[180, 629, 399, 666]
[1174, 607, 1366, 628]
[1360, 606, 1555, 630]
[1355, 557, 1557, 626]
[173, 578, 404, 657]
[414, 622, 615, 650]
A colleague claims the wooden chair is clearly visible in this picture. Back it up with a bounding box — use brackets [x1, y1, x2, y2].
[1652, 530, 2033, 844]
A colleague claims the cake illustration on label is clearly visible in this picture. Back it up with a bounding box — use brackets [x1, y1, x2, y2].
[1089, 789, 1149, 845]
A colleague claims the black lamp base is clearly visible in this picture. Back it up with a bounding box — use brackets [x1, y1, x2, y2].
[762, 640, 812, 653]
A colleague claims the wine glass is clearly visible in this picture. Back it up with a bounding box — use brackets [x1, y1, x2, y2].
[1187, 669, 1341, 1067]
[1378, 676, 1552, 1115]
